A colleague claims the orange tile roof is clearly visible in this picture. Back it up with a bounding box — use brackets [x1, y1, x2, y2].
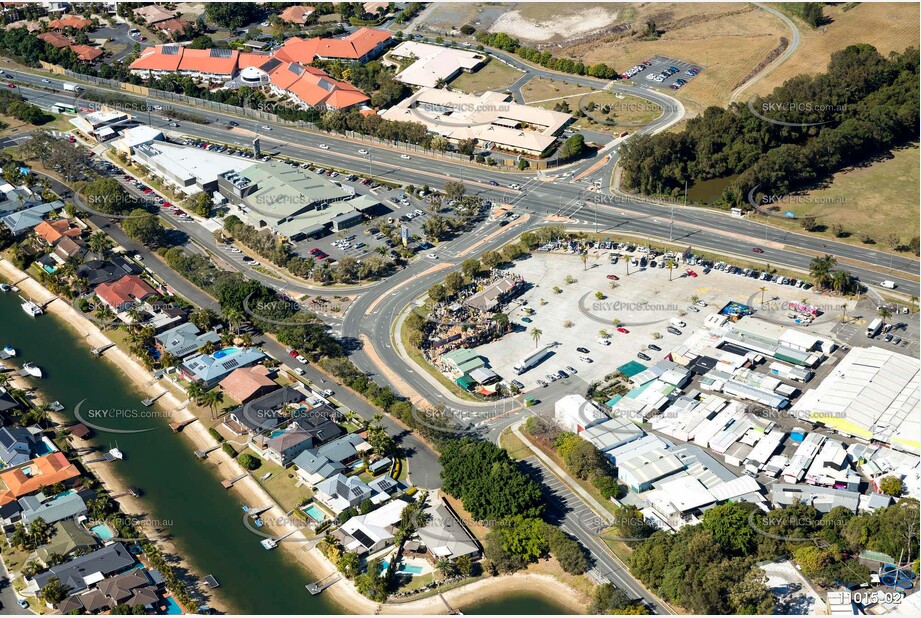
[130, 45, 184, 72]
[237, 52, 271, 70]
[177, 47, 240, 75]
[48, 15, 93, 30]
[70, 44, 103, 61]
[269, 62, 369, 109]
[275, 27, 391, 63]
[156, 18, 190, 35]
[95, 274, 157, 309]
[278, 5, 315, 24]
[220, 365, 277, 402]
[37, 31, 71, 48]
[34, 219, 81, 244]
[0, 452, 80, 504]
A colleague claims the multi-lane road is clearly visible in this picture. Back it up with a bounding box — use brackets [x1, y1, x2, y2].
[6, 63, 918, 612]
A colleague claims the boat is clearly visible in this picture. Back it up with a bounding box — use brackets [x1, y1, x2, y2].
[108, 447, 124, 460]
[128, 487, 142, 498]
[48, 401, 64, 411]
[254, 517, 264, 528]
[0, 283, 9, 292]
[22, 362, 42, 378]
[21, 299, 42, 317]
[260, 538, 277, 550]
[1, 346, 15, 357]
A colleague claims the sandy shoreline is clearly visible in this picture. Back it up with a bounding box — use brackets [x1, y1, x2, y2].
[0, 258, 589, 615]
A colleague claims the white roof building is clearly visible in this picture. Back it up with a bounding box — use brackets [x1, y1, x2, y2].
[746, 431, 786, 470]
[390, 41, 485, 88]
[555, 394, 607, 433]
[603, 434, 670, 466]
[618, 447, 686, 492]
[340, 499, 408, 554]
[580, 417, 643, 452]
[380, 87, 570, 155]
[783, 433, 826, 484]
[111, 125, 163, 155]
[792, 346, 920, 454]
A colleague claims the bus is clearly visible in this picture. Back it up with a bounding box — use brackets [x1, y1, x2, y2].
[52, 103, 77, 114]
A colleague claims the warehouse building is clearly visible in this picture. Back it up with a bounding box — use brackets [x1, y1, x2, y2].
[132, 141, 253, 195]
[792, 346, 920, 454]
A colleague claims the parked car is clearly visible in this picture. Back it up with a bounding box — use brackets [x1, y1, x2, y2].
[521, 317, 532, 323]
[647, 344, 661, 351]
[580, 356, 593, 363]
[566, 366, 577, 374]
[695, 300, 708, 307]
[511, 380, 525, 390]
[322, 389, 335, 397]
[616, 327, 630, 334]
[667, 326, 682, 335]
[537, 379, 548, 387]
[296, 355, 308, 364]
[577, 347, 590, 354]
[606, 274, 620, 280]
[637, 352, 651, 361]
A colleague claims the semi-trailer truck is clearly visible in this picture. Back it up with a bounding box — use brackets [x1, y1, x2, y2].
[514, 344, 552, 375]
[62, 82, 82, 93]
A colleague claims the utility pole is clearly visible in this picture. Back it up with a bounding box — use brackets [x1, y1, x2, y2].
[368, 152, 372, 179]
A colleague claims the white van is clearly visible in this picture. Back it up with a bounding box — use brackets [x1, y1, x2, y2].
[596, 338, 611, 346]
[880, 280, 897, 289]
[670, 318, 686, 328]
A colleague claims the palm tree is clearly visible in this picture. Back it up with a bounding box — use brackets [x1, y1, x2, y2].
[202, 389, 224, 420]
[598, 329, 609, 339]
[187, 380, 205, 405]
[666, 259, 675, 281]
[809, 254, 837, 290]
[88, 231, 110, 256]
[910, 295, 918, 314]
[530, 328, 542, 348]
[830, 270, 851, 294]
[877, 306, 892, 320]
[759, 286, 767, 304]
[690, 295, 699, 304]
[841, 303, 848, 322]
[190, 307, 217, 330]
[223, 307, 243, 335]
[580, 252, 588, 271]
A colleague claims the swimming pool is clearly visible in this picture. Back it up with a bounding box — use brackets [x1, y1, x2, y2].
[161, 596, 183, 615]
[213, 347, 239, 359]
[34, 437, 56, 456]
[90, 523, 115, 540]
[380, 561, 424, 575]
[303, 504, 325, 523]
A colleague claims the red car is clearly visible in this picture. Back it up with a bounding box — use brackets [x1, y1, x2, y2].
[752, 247, 764, 254]
[686, 269, 698, 277]
[606, 274, 620, 280]
[616, 327, 629, 334]
[162, 202, 172, 208]
[288, 349, 299, 358]
[6, 83, 14, 88]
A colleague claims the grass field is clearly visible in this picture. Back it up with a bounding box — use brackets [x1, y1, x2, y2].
[751, 3, 920, 97]
[758, 146, 920, 253]
[449, 57, 523, 94]
[255, 459, 313, 513]
[535, 91, 663, 133]
[559, 3, 785, 113]
[520, 76, 593, 103]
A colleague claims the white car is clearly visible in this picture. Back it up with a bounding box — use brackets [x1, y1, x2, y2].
[508, 183, 521, 190]
[295, 367, 305, 376]
[400, 154, 411, 160]
[426, 253, 438, 259]
[296, 355, 308, 364]
[322, 389, 334, 397]
[695, 300, 708, 307]
[230, 247, 242, 253]
[319, 144, 330, 150]
[358, 149, 369, 155]
[261, 125, 272, 131]
[41, 78, 50, 83]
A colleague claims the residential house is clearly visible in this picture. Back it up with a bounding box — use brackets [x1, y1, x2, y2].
[47, 15, 92, 29]
[156, 18, 190, 40]
[0, 387, 21, 416]
[227, 385, 308, 433]
[32, 542, 136, 596]
[36, 519, 97, 563]
[37, 31, 71, 49]
[52, 236, 87, 263]
[0, 426, 44, 467]
[220, 364, 279, 403]
[337, 498, 409, 555]
[19, 489, 90, 525]
[132, 4, 177, 24]
[180, 347, 266, 387]
[278, 4, 315, 24]
[70, 44, 103, 62]
[416, 499, 480, 560]
[292, 432, 372, 485]
[314, 473, 373, 514]
[250, 417, 343, 467]
[76, 256, 143, 287]
[94, 274, 157, 312]
[155, 322, 221, 360]
[0, 183, 40, 214]
[2, 201, 58, 236]
[0, 452, 80, 505]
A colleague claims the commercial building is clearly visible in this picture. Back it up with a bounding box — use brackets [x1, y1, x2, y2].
[389, 41, 486, 88]
[70, 110, 132, 141]
[581, 417, 644, 452]
[380, 87, 571, 156]
[132, 141, 253, 196]
[618, 448, 686, 493]
[555, 394, 607, 433]
[218, 162, 364, 239]
[110, 126, 163, 156]
[771, 483, 860, 514]
[792, 346, 920, 454]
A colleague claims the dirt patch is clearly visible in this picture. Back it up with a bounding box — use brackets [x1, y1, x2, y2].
[489, 3, 623, 43]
